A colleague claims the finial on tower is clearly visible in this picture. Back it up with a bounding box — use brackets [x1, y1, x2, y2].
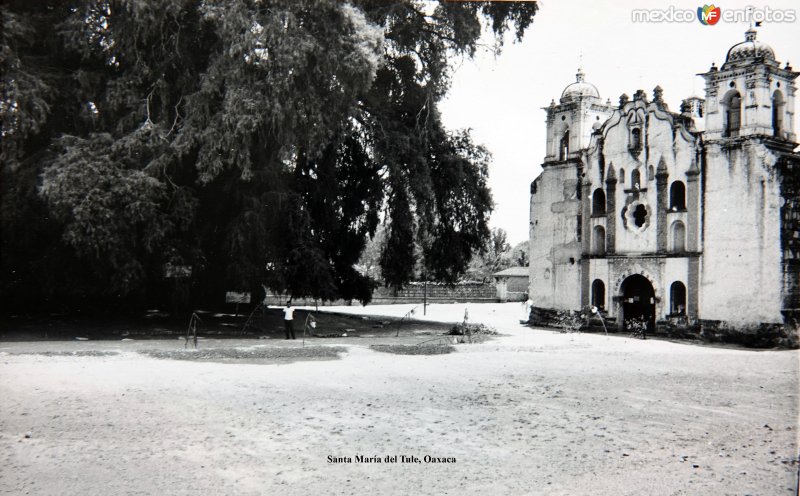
[576, 51, 585, 82]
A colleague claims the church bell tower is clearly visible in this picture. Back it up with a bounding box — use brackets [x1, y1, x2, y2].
[701, 28, 798, 143]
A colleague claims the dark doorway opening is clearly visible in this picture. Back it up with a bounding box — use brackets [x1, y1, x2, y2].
[621, 274, 655, 332]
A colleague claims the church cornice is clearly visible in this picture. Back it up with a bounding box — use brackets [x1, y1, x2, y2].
[591, 252, 703, 261]
[703, 134, 799, 153]
[541, 157, 584, 169]
[699, 65, 800, 83]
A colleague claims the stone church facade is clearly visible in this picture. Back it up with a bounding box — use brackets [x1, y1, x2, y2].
[528, 30, 799, 345]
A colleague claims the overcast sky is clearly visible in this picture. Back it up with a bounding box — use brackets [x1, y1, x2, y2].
[439, 0, 800, 245]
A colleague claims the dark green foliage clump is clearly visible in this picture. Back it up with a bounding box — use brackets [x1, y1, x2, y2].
[1, 0, 538, 312]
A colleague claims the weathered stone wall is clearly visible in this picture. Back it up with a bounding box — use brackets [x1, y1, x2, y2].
[696, 319, 798, 348]
[529, 162, 582, 311]
[699, 140, 784, 325]
[779, 156, 800, 322]
[527, 306, 564, 328]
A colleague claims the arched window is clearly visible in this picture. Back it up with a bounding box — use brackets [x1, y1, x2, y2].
[670, 281, 686, 315]
[724, 91, 741, 137]
[670, 181, 686, 210]
[591, 279, 606, 310]
[773, 90, 785, 137]
[619, 168, 625, 185]
[559, 130, 570, 160]
[592, 225, 606, 255]
[671, 220, 686, 252]
[631, 169, 641, 189]
[592, 189, 606, 216]
[630, 128, 641, 150]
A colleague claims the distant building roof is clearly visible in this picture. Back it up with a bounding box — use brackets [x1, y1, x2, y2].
[492, 267, 530, 277]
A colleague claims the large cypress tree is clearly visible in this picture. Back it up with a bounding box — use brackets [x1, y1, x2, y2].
[1, 0, 538, 311]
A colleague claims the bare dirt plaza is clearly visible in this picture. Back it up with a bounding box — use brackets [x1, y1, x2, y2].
[1, 303, 797, 495]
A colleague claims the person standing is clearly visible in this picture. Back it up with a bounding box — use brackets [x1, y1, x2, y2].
[283, 301, 296, 340]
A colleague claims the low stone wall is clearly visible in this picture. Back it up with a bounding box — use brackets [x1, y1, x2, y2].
[502, 291, 528, 303]
[262, 282, 497, 307]
[527, 306, 564, 328]
[373, 283, 495, 303]
[262, 295, 352, 307]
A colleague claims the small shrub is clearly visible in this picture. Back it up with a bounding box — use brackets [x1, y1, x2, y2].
[448, 322, 497, 336]
[555, 310, 583, 333]
[626, 317, 648, 339]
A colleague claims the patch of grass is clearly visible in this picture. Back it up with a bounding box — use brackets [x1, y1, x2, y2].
[370, 344, 454, 355]
[0, 310, 452, 341]
[10, 351, 120, 357]
[139, 346, 346, 361]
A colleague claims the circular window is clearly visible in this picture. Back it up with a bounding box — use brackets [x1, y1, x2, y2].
[622, 201, 651, 232]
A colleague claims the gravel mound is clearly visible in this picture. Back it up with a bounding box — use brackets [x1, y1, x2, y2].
[139, 346, 346, 361]
[369, 344, 454, 355]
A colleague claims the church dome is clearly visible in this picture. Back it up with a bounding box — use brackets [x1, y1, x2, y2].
[561, 69, 600, 102]
[723, 28, 777, 67]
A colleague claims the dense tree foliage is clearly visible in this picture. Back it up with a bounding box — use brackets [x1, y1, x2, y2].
[512, 240, 530, 267]
[465, 227, 510, 282]
[1, 0, 537, 311]
[464, 232, 529, 283]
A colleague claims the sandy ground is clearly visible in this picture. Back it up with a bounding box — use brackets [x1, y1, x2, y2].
[0, 302, 797, 495]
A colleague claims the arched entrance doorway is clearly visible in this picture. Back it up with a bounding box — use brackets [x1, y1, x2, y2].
[620, 274, 655, 332]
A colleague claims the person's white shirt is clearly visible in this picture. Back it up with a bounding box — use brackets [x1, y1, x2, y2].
[524, 299, 533, 318]
[283, 307, 294, 320]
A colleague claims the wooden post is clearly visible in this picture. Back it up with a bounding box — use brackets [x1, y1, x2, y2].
[423, 277, 428, 316]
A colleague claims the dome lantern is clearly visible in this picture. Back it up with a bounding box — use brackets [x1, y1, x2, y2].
[560, 68, 600, 102]
[722, 28, 778, 69]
